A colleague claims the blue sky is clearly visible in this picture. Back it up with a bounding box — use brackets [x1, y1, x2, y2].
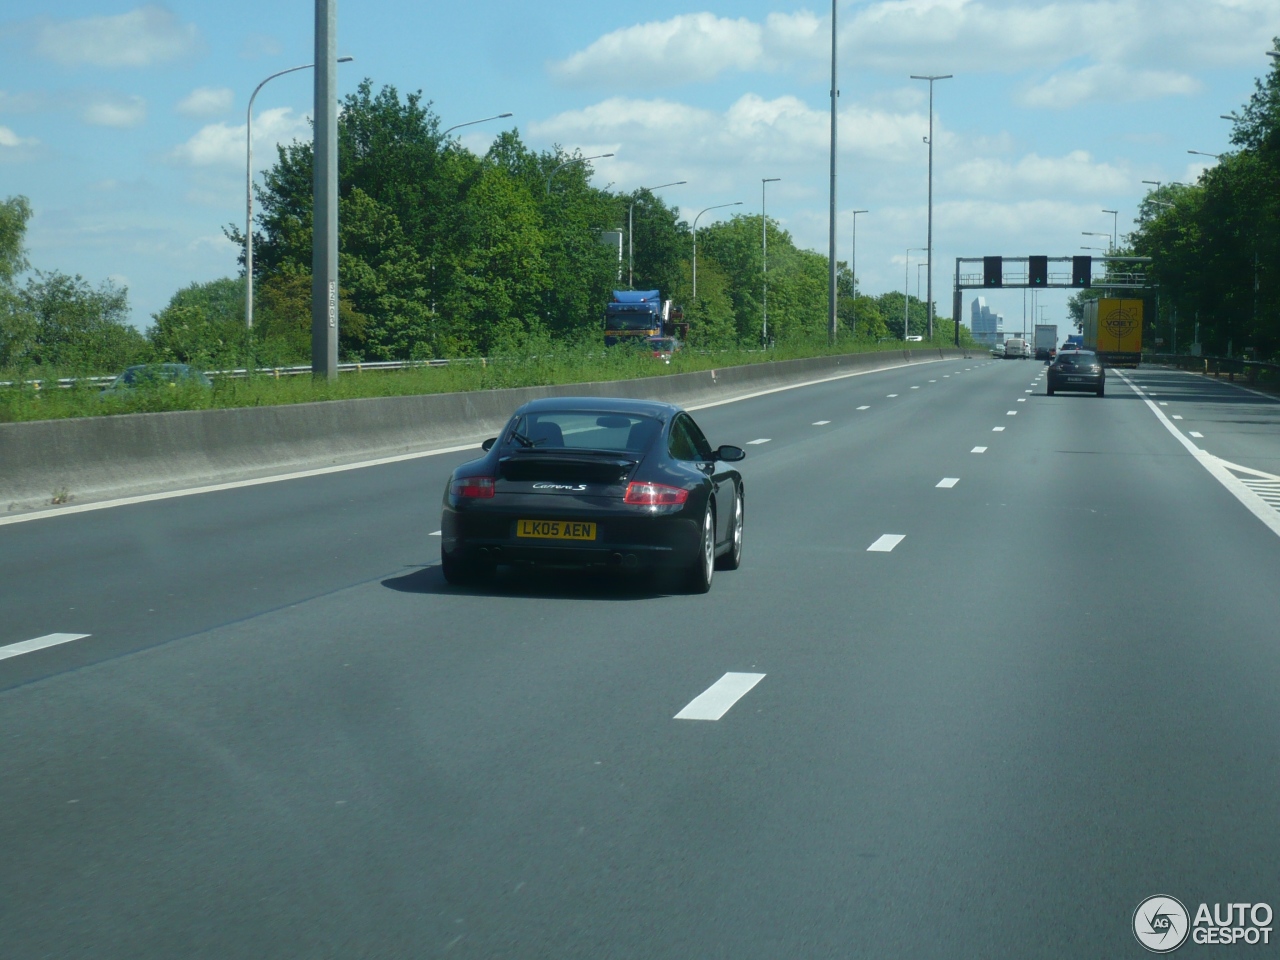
[2, 1, 1277, 332]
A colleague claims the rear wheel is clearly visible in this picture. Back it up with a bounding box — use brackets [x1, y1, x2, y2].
[1047, 383, 1055, 396]
[684, 503, 715, 593]
[441, 550, 492, 586]
[716, 489, 744, 571]
[1096, 384, 1105, 397]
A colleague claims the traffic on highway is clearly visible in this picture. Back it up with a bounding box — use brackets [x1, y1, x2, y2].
[4, 357, 1280, 957]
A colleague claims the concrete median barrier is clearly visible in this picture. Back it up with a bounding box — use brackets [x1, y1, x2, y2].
[1, 348, 967, 513]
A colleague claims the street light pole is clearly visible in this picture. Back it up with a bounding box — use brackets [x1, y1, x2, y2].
[762, 177, 780, 345]
[628, 180, 686, 288]
[827, 0, 839, 345]
[1102, 208, 1119, 253]
[905, 247, 926, 339]
[245, 56, 352, 331]
[911, 74, 952, 341]
[311, 0, 340, 381]
[850, 209, 868, 297]
[691, 201, 742, 300]
[546, 153, 615, 196]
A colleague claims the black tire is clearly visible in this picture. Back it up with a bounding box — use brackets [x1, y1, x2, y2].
[441, 550, 492, 586]
[1096, 384, 1105, 397]
[1047, 384, 1055, 396]
[716, 488, 744, 571]
[684, 502, 715, 594]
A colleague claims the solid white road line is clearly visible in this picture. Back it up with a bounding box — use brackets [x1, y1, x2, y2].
[1115, 370, 1280, 540]
[812, 420, 831, 425]
[1190, 432, 1204, 438]
[746, 438, 771, 445]
[674, 672, 766, 721]
[971, 446, 987, 453]
[936, 478, 959, 488]
[856, 405, 870, 410]
[993, 426, 1006, 432]
[0, 633, 91, 662]
[867, 534, 905, 552]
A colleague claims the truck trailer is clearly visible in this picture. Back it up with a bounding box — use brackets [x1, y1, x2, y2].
[1034, 324, 1058, 360]
[604, 290, 687, 346]
[1082, 298, 1143, 367]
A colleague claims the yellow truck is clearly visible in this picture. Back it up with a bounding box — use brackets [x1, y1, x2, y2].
[1082, 298, 1143, 367]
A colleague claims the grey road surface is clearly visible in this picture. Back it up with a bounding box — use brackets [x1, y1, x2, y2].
[3, 358, 1279, 958]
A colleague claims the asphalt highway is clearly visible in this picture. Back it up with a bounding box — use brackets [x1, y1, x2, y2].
[3, 357, 1280, 958]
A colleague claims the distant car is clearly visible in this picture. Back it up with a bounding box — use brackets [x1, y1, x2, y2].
[991, 343, 1006, 358]
[1003, 338, 1031, 359]
[440, 397, 746, 593]
[101, 363, 213, 394]
[1047, 349, 1105, 396]
[905, 335, 924, 342]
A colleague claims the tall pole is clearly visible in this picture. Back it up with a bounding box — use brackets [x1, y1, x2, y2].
[850, 209, 867, 296]
[911, 74, 952, 342]
[905, 247, 926, 339]
[246, 58, 351, 331]
[762, 178, 780, 345]
[1103, 209, 1119, 252]
[311, 0, 338, 380]
[827, 0, 838, 345]
[691, 201, 742, 300]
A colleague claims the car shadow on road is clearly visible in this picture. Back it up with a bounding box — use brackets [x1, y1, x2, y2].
[381, 564, 670, 601]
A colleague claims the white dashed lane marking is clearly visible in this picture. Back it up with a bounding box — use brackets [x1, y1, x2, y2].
[993, 427, 1006, 432]
[929, 379, 937, 383]
[867, 534, 905, 552]
[0, 633, 91, 662]
[1017, 398, 1026, 402]
[1190, 432, 1204, 438]
[746, 438, 771, 445]
[971, 446, 987, 453]
[1159, 402, 1168, 406]
[674, 672, 766, 721]
[1007, 411, 1018, 416]
[1173, 415, 1183, 420]
[812, 420, 830, 425]
[936, 478, 959, 488]
[887, 394, 899, 398]
[857, 405, 870, 410]
[911, 386, 920, 389]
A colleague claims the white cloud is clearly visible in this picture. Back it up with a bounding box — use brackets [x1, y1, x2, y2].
[1021, 65, 1201, 108]
[553, 1, 1280, 97]
[35, 6, 200, 68]
[177, 87, 234, 118]
[82, 94, 147, 129]
[947, 150, 1130, 196]
[168, 107, 310, 168]
[0, 125, 39, 148]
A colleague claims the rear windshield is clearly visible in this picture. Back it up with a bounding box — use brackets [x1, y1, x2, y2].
[1059, 351, 1096, 360]
[504, 411, 662, 454]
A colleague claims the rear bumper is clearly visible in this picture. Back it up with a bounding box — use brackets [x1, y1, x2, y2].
[441, 506, 702, 569]
[1048, 373, 1103, 391]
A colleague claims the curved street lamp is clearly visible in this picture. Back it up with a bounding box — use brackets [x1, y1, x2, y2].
[545, 153, 614, 196]
[1102, 208, 1119, 252]
[245, 56, 353, 330]
[629, 181, 686, 287]
[1187, 149, 1221, 160]
[691, 202, 743, 299]
[441, 112, 512, 139]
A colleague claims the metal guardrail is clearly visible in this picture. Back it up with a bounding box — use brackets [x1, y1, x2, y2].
[1144, 353, 1280, 386]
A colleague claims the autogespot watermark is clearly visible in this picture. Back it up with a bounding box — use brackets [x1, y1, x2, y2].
[1133, 895, 1274, 952]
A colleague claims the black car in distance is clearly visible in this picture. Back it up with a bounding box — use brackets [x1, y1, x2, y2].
[440, 397, 746, 593]
[1047, 349, 1106, 397]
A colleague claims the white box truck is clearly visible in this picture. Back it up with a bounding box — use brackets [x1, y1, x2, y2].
[1034, 324, 1058, 360]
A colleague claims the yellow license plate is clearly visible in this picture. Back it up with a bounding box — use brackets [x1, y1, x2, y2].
[517, 519, 597, 540]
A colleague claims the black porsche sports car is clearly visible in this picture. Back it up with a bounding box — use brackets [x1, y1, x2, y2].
[440, 397, 746, 592]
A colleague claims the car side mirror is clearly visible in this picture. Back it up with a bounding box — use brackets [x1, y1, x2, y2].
[714, 444, 746, 462]
[481, 437, 496, 452]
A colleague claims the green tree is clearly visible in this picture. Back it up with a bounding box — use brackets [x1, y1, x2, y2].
[13, 271, 147, 373]
[148, 277, 247, 367]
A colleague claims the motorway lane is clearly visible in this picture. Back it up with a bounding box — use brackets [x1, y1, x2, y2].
[4, 356, 1280, 957]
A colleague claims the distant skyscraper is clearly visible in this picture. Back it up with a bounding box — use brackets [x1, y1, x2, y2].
[970, 296, 1004, 344]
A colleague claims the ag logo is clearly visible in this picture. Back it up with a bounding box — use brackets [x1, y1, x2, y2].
[1134, 895, 1190, 953]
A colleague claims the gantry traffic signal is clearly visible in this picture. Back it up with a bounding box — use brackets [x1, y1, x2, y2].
[983, 256, 1002, 287]
[1072, 255, 1092, 288]
[1029, 255, 1048, 286]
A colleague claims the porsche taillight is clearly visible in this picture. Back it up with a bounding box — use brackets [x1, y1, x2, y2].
[451, 476, 495, 499]
[624, 481, 688, 506]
